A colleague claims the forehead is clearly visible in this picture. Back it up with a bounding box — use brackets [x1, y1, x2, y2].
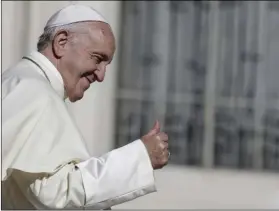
[83, 22, 115, 57]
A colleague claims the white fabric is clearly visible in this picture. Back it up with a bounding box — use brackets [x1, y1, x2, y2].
[2, 51, 90, 180]
[45, 4, 108, 29]
[1, 51, 156, 209]
[77, 140, 155, 209]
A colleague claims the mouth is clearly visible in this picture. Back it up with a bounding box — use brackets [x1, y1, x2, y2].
[85, 76, 91, 83]
[85, 75, 96, 84]
[81, 71, 95, 84]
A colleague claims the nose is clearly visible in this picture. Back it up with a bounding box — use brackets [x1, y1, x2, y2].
[95, 65, 106, 82]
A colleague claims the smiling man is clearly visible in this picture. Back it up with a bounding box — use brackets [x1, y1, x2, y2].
[2, 4, 170, 210]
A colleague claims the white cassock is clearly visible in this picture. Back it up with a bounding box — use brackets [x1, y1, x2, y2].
[2, 51, 156, 209]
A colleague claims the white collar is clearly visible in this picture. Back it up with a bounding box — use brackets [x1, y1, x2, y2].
[24, 51, 66, 100]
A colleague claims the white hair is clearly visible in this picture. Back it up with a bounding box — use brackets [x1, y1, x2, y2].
[37, 22, 89, 52]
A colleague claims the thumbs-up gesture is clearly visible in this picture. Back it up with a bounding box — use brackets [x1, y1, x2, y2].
[141, 120, 170, 170]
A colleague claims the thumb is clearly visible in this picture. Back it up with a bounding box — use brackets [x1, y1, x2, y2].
[146, 120, 160, 136]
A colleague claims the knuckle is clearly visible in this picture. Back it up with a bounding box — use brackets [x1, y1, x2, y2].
[164, 142, 169, 148]
[156, 133, 162, 140]
[159, 159, 165, 165]
[165, 134, 169, 140]
[155, 135, 161, 141]
[155, 139, 161, 147]
[160, 157, 168, 165]
[161, 133, 168, 141]
[160, 143, 166, 151]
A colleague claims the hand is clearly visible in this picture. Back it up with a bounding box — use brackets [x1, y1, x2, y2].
[141, 120, 170, 170]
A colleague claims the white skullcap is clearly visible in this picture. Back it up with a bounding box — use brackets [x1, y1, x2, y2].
[44, 4, 108, 29]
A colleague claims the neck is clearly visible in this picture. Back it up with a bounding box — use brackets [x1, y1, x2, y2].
[40, 48, 65, 80]
[39, 48, 58, 69]
[39, 48, 68, 99]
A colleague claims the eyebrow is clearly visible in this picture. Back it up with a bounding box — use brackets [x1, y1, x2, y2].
[94, 52, 109, 62]
[100, 53, 109, 61]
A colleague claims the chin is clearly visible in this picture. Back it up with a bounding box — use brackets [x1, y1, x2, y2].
[69, 93, 84, 102]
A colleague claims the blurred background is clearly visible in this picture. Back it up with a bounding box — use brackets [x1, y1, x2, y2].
[2, 0, 279, 209]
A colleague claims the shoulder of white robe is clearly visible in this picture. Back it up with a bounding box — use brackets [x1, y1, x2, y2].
[2, 71, 90, 180]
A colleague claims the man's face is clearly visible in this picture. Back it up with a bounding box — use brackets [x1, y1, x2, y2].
[57, 22, 115, 102]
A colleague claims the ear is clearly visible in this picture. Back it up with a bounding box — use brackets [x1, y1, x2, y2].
[52, 30, 70, 58]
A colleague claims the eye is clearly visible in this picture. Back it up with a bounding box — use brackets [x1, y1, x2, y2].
[96, 57, 102, 64]
[91, 55, 102, 64]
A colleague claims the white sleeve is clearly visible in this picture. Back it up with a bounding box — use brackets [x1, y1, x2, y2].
[14, 139, 156, 209]
[77, 139, 156, 209]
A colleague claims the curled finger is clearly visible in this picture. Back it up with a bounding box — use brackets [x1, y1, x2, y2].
[158, 139, 168, 150]
[157, 132, 168, 142]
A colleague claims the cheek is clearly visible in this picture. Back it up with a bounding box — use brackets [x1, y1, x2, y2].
[77, 57, 97, 73]
[77, 77, 89, 90]
[66, 50, 85, 73]
[85, 60, 98, 71]
[70, 62, 85, 82]
[64, 59, 80, 79]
